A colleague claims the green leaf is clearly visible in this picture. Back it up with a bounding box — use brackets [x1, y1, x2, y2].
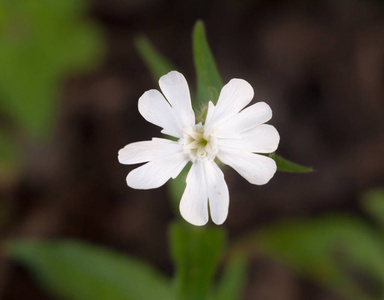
[192, 20, 223, 109]
[170, 222, 225, 300]
[271, 153, 313, 173]
[134, 36, 176, 82]
[0, 0, 103, 140]
[7, 240, 173, 300]
[209, 255, 247, 300]
[250, 216, 384, 300]
[362, 189, 384, 228]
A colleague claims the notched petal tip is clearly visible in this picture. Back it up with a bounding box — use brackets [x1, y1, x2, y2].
[126, 167, 167, 190]
[254, 157, 277, 185]
[180, 211, 209, 226]
[159, 70, 184, 83]
[137, 89, 169, 118]
[158, 71, 189, 94]
[118, 143, 146, 165]
[269, 126, 280, 153]
[158, 70, 195, 129]
[204, 161, 229, 226]
[218, 150, 278, 186]
[137, 89, 182, 138]
[210, 200, 229, 225]
[138, 89, 160, 107]
[179, 196, 209, 226]
[206, 78, 255, 127]
[211, 217, 226, 226]
[179, 193, 210, 226]
[226, 78, 254, 98]
[179, 162, 209, 226]
[256, 101, 273, 119]
[251, 124, 280, 154]
[125, 151, 188, 190]
[117, 146, 129, 164]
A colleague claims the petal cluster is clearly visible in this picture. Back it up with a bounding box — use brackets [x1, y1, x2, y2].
[118, 71, 279, 226]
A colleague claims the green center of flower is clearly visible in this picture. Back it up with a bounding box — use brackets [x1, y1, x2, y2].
[181, 124, 218, 161]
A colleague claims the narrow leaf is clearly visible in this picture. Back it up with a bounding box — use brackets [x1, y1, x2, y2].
[170, 222, 225, 300]
[272, 153, 313, 173]
[7, 240, 173, 300]
[134, 36, 176, 82]
[193, 20, 223, 108]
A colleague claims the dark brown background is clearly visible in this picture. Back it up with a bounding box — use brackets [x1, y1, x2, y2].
[1, 0, 384, 299]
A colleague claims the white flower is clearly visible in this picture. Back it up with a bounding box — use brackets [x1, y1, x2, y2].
[118, 71, 279, 226]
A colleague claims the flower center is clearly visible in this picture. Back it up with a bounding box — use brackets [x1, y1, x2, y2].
[180, 123, 218, 161]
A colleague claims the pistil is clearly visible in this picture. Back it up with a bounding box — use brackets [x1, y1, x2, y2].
[180, 124, 218, 161]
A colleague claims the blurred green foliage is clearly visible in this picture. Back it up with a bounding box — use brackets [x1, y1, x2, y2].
[208, 255, 247, 300]
[233, 189, 384, 300]
[134, 35, 176, 82]
[7, 240, 174, 300]
[0, 0, 103, 141]
[259, 216, 384, 300]
[363, 189, 384, 228]
[7, 223, 246, 300]
[8, 190, 384, 300]
[170, 222, 225, 300]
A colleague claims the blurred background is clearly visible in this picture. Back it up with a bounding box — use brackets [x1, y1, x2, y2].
[1, 0, 384, 299]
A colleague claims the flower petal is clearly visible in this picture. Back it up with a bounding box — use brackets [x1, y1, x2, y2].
[179, 160, 209, 226]
[203, 160, 229, 225]
[215, 102, 272, 137]
[205, 79, 254, 128]
[218, 149, 277, 185]
[118, 138, 182, 165]
[218, 124, 280, 154]
[127, 151, 188, 189]
[138, 89, 182, 138]
[159, 71, 195, 128]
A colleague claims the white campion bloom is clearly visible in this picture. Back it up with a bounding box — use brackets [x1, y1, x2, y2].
[118, 71, 279, 226]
